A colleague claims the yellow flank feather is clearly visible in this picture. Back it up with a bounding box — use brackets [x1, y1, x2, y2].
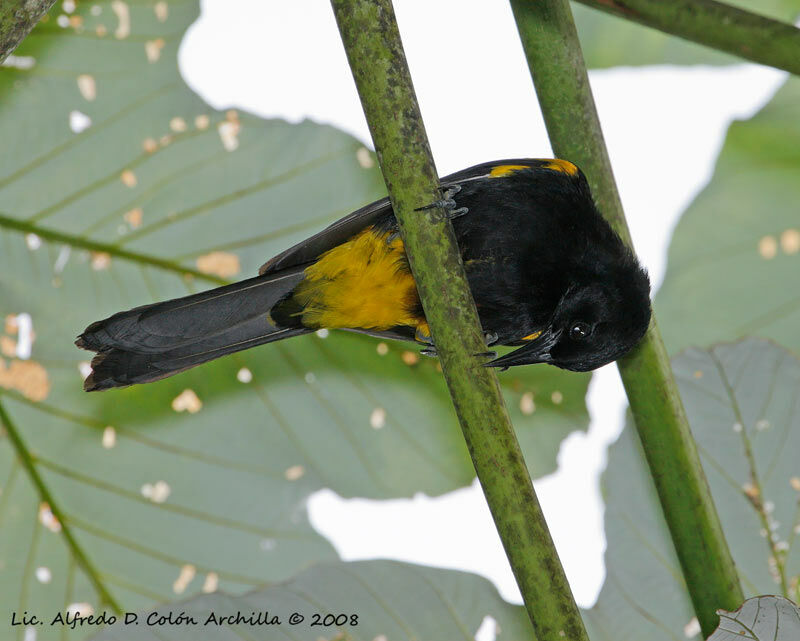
[292, 227, 424, 332]
[489, 164, 529, 178]
[542, 159, 578, 176]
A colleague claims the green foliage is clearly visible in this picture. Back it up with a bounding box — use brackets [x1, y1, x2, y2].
[584, 339, 800, 640]
[0, 2, 588, 636]
[92, 560, 531, 641]
[657, 77, 800, 355]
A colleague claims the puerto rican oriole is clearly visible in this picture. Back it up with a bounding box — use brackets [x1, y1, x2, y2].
[76, 159, 651, 391]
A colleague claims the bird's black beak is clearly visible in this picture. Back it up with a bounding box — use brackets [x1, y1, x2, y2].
[484, 327, 562, 370]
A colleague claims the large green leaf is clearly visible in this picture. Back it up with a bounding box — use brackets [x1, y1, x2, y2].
[91, 560, 530, 641]
[574, 1, 800, 68]
[0, 2, 589, 637]
[583, 339, 800, 640]
[656, 78, 800, 355]
[710, 596, 800, 641]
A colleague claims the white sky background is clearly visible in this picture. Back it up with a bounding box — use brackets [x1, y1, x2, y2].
[179, 0, 786, 609]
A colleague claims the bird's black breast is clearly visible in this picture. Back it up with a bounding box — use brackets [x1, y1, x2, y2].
[446, 169, 611, 345]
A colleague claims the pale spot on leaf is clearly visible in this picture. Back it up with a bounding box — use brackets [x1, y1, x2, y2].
[550, 390, 563, 404]
[90, 251, 111, 270]
[202, 572, 218, 593]
[758, 235, 777, 259]
[142, 137, 158, 153]
[790, 477, 800, 492]
[169, 116, 187, 132]
[401, 350, 419, 366]
[69, 110, 91, 133]
[196, 251, 240, 278]
[693, 370, 703, 379]
[285, 465, 305, 481]
[780, 228, 800, 255]
[35, 566, 52, 584]
[304, 372, 316, 384]
[102, 426, 116, 449]
[66, 603, 93, 617]
[95, 24, 107, 37]
[0, 337, 16, 358]
[236, 367, 252, 383]
[683, 616, 700, 638]
[172, 564, 195, 594]
[172, 388, 202, 413]
[141, 480, 171, 503]
[154, 1, 168, 22]
[124, 208, 143, 229]
[315, 328, 329, 338]
[57, 14, 69, 27]
[145, 38, 165, 63]
[38, 503, 61, 532]
[195, 114, 210, 130]
[376, 342, 388, 356]
[217, 120, 240, 151]
[78, 361, 92, 379]
[120, 169, 137, 187]
[520, 392, 535, 415]
[25, 233, 41, 250]
[370, 407, 386, 429]
[111, 0, 130, 39]
[77, 74, 96, 101]
[756, 418, 770, 431]
[69, 15, 83, 29]
[356, 146, 375, 168]
[0, 359, 50, 401]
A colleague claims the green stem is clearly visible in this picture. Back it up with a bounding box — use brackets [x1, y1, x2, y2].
[0, 0, 55, 64]
[575, 0, 800, 75]
[0, 212, 228, 285]
[0, 398, 122, 613]
[509, 1, 744, 636]
[330, 1, 589, 639]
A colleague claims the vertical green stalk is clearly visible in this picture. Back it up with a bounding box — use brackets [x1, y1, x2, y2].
[509, 0, 743, 636]
[330, 1, 589, 639]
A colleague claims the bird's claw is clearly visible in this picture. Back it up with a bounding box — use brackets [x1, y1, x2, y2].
[415, 184, 468, 219]
[484, 332, 499, 346]
[420, 346, 438, 358]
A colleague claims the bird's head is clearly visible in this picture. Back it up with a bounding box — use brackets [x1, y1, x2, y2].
[487, 256, 651, 372]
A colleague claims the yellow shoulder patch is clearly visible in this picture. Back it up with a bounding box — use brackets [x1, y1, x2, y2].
[542, 159, 579, 176]
[522, 330, 543, 341]
[489, 164, 529, 178]
[292, 228, 425, 333]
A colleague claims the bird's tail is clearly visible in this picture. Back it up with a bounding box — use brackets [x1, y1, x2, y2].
[76, 266, 310, 391]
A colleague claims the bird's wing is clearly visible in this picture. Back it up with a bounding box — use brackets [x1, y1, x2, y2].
[259, 158, 578, 276]
[259, 197, 394, 275]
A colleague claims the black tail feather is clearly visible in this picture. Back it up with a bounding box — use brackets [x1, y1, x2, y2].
[77, 267, 310, 391]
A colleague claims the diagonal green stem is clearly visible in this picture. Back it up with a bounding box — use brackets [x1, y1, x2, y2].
[0, 0, 55, 64]
[0, 397, 122, 614]
[330, 1, 589, 639]
[575, 0, 800, 75]
[509, 0, 744, 635]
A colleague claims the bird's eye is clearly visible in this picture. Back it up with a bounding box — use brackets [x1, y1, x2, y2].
[569, 322, 591, 340]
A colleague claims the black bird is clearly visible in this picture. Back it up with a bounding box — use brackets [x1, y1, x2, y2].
[76, 159, 651, 391]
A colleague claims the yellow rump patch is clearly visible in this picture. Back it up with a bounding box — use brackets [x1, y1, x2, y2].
[522, 330, 543, 341]
[542, 159, 579, 176]
[489, 164, 529, 178]
[293, 228, 425, 333]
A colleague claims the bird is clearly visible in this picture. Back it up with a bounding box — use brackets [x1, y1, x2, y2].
[76, 158, 651, 391]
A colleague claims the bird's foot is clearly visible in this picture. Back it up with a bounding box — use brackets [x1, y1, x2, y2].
[420, 346, 438, 358]
[415, 184, 468, 219]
